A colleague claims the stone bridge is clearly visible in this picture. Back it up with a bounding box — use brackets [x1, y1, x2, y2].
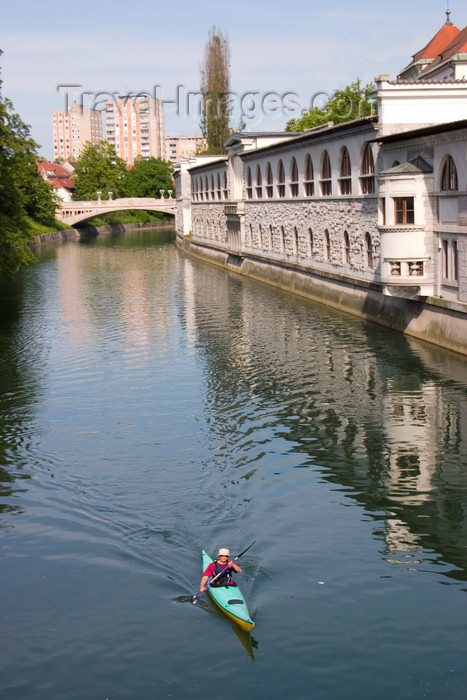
[56, 197, 176, 226]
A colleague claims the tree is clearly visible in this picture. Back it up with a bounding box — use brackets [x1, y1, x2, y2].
[199, 27, 231, 155]
[286, 80, 376, 132]
[73, 141, 127, 200]
[0, 49, 57, 278]
[124, 157, 173, 198]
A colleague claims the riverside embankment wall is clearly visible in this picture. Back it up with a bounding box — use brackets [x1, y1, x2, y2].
[31, 221, 174, 248]
[176, 234, 467, 357]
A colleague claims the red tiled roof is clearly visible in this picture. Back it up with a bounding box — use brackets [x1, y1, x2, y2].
[37, 161, 73, 179]
[431, 25, 467, 66]
[412, 22, 460, 62]
[50, 178, 75, 189]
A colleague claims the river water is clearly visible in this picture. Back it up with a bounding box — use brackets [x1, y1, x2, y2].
[0, 228, 466, 699]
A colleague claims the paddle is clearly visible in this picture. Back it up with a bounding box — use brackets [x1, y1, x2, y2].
[191, 540, 256, 604]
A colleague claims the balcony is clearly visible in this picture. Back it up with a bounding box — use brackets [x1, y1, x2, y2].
[381, 257, 433, 297]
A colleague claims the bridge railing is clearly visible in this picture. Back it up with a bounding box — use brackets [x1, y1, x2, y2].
[55, 197, 176, 223]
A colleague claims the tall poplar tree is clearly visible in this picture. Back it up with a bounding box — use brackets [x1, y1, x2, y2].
[199, 27, 231, 155]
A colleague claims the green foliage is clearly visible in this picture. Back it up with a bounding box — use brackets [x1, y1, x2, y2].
[124, 157, 173, 198]
[79, 210, 169, 226]
[286, 80, 377, 132]
[73, 141, 127, 200]
[199, 27, 231, 155]
[0, 50, 57, 277]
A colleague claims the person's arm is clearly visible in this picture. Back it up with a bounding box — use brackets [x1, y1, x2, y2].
[199, 562, 215, 591]
[229, 561, 242, 573]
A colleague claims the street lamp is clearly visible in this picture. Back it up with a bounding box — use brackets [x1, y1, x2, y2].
[108, 191, 113, 200]
[160, 189, 165, 199]
[168, 189, 173, 198]
[96, 191, 102, 203]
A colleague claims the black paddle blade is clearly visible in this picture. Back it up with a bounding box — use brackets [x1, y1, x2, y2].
[175, 594, 200, 604]
[237, 540, 256, 559]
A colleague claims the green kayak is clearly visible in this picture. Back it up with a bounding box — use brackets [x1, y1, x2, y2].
[202, 550, 254, 632]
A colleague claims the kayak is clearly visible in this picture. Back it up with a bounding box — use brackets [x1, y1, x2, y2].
[202, 550, 254, 632]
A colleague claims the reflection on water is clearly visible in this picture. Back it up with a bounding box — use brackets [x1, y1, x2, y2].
[179, 254, 467, 583]
[1, 229, 467, 699]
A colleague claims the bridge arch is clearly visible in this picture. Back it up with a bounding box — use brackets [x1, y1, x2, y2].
[56, 197, 176, 226]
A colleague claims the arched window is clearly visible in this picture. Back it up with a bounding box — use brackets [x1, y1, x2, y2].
[281, 225, 286, 252]
[246, 167, 253, 199]
[360, 143, 375, 194]
[339, 147, 352, 195]
[343, 231, 350, 264]
[290, 157, 299, 197]
[308, 228, 314, 257]
[293, 226, 299, 254]
[277, 160, 285, 197]
[256, 165, 263, 199]
[441, 155, 458, 191]
[304, 155, 314, 196]
[259, 224, 263, 248]
[324, 229, 331, 259]
[320, 151, 332, 196]
[365, 232, 373, 268]
[266, 163, 274, 198]
[269, 225, 274, 250]
[223, 171, 228, 199]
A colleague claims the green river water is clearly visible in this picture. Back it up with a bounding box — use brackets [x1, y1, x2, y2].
[0, 228, 466, 699]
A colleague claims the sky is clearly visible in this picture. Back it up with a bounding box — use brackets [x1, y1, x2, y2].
[1, 0, 464, 159]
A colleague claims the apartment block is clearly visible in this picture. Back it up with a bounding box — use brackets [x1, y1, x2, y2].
[105, 96, 165, 166]
[52, 104, 103, 161]
[165, 136, 206, 163]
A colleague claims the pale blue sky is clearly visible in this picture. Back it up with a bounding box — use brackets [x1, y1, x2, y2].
[1, 0, 463, 158]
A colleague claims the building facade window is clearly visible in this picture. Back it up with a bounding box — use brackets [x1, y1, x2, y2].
[246, 167, 253, 199]
[442, 238, 459, 282]
[278, 160, 286, 198]
[394, 197, 415, 224]
[320, 151, 332, 196]
[266, 163, 274, 198]
[441, 155, 458, 191]
[217, 173, 222, 200]
[339, 147, 352, 195]
[343, 231, 350, 264]
[293, 226, 299, 254]
[281, 225, 286, 252]
[324, 229, 331, 259]
[308, 228, 314, 257]
[365, 232, 373, 268]
[290, 157, 299, 197]
[256, 165, 263, 199]
[223, 172, 228, 199]
[304, 155, 314, 197]
[360, 143, 375, 194]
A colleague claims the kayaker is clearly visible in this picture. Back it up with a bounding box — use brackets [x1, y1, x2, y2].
[199, 548, 242, 591]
